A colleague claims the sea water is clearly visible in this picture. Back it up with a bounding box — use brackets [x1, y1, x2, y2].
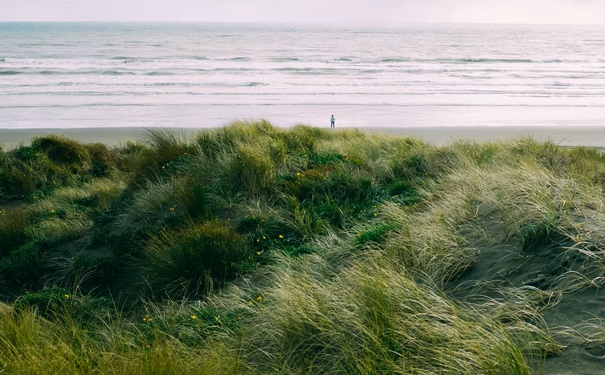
[1, 23, 605, 129]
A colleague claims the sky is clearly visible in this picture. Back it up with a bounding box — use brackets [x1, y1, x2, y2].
[1, 0, 605, 24]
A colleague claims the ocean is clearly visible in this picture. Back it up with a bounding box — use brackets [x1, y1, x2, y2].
[1, 23, 605, 129]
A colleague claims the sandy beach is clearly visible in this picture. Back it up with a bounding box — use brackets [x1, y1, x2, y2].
[3, 126, 605, 149]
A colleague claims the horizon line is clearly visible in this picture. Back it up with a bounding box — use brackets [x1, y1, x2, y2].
[1, 21, 605, 26]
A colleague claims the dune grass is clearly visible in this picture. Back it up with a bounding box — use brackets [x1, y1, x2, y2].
[2, 121, 605, 373]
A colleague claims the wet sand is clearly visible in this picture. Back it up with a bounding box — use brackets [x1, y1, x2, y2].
[2, 126, 605, 149]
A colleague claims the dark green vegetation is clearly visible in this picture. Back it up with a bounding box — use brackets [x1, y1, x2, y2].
[1, 121, 605, 374]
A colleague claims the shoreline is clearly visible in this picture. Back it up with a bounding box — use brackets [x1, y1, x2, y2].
[2, 125, 605, 148]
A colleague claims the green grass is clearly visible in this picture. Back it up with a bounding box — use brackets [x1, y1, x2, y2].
[2, 121, 605, 373]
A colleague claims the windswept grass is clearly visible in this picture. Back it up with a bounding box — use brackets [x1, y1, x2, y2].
[2, 122, 605, 373]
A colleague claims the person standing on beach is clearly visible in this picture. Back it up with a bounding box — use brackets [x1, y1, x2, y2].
[331, 115, 335, 128]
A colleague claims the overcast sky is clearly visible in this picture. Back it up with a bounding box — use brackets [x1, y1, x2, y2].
[1, 0, 605, 24]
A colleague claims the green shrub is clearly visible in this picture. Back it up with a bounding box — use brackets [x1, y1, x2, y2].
[175, 179, 213, 220]
[14, 287, 110, 321]
[308, 151, 345, 168]
[13, 287, 72, 317]
[0, 242, 53, 291]
[283, 125, 331, 153]
[311, 201, 347, 228]
[219, 142, 277, 195]
[64, 254, 122, 289]
[0, 157, 39, 198]
[392, 148, 461, 179]
[196, 120, 280, 159]
[86, 142, 112, 177]
[453, 141, 503, 166]
[356, 223, 394, 248]
[0, 141, 87, 199]
[284, 244, 315, 257]
[282, 171, 377, 205]
[129, 129, 195, 182]
[144, 220, 247, 296]
[388, 181, 422, 205]
[386, 179, 412, 196]
[520, 217, 563, 252]
[31, 135, 91, 166]
[0, 208, 28, 256]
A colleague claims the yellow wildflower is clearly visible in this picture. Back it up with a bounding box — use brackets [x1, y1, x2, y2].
[248, 301, 253, 306]
[263, 236, 266, 240]
[237, 317, 241, 320]
[148, 318, 153, 322]
[257, 251, 261, 255]
[64, 294, 70, 299]
[191, 315, 197, 320]
[279, 234, 283, 238]
[257, 296, 263, 301]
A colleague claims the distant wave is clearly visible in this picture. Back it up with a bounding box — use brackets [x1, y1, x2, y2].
[246, 82, 266, 87]
[147, 71, 176, 76]
[102, 71, 136, 76]
[336, 58, 353, 62]
[381, 58, 411, 63]
[109, 58, 159, 63]
[457, 58, 532, 63]
[227, 57, 251, 61]
[0, 70, 145, 76]
[380, 58, 566, 64]
[18, 43, 71, 47]
[273, 68, 315, 72]
[272, 57, 300, 62]
[212, 68, 255, 72]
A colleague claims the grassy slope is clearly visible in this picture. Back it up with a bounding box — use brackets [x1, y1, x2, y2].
[1, 121, 605, 374]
